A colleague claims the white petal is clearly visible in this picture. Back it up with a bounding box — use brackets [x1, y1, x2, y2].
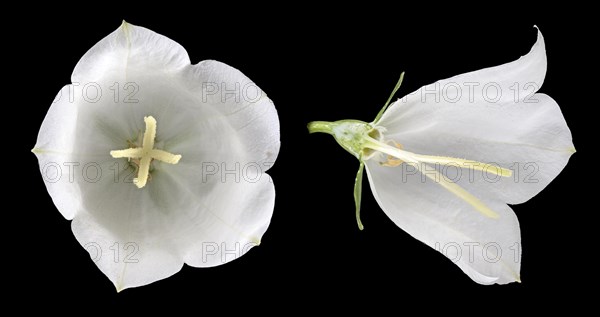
[33, 85, 81, 220]
[66, 83, 277, 289]
[60, 144, 188, 290]
[182, 60, 280, 167]
[180, 175, 275, 267]
[35, 23, 280, 290]
[380, 27, 546, 125]
[72, 21, 190, 84]
[365, 161, 521, 284]
[69, 158, 274, 290]
[377, 28, 573, 204]
[72, 212, 183, 292]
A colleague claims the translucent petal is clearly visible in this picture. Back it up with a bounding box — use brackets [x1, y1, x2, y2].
[365, 161, 521, 284]
[182, 60, 280, 167]
[33, 85, 82, 220]
[34, 23, 280, 290]
[72, 21, 190, 84]
[180, 175, 275, 268]
[376, 28, 573, 204]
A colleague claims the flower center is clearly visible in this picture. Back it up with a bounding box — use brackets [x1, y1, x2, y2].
[110, 116, 181, 188]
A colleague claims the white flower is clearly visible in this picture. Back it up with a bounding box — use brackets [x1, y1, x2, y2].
[308, 28, 574, 284]
[32, 22, 280, 291]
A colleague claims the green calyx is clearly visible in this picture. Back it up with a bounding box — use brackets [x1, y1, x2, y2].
[307, 120, 375, 159]
[307, 120, 375, 231]
[307, 72, 406, 230]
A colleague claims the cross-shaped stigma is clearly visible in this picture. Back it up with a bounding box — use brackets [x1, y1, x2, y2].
[110, 116, 182, 188]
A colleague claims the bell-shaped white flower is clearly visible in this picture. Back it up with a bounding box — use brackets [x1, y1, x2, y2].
[308, 28, 574, 284]
[33, 22, 280, 291]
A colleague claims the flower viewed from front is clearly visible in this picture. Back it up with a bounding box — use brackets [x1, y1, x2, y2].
[308, 28, 574, 284]
[33, 22, 280, 291]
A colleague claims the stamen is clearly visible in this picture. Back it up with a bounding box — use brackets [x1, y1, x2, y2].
[110, 148, 143, 158]
[364, 136, 503, 219]
[150, 149, 182, 164]
[418, 165, 499, 219]
[380, 140, 404, 167]
[110, 116, 182, 188]
[409, 153, 512, 177]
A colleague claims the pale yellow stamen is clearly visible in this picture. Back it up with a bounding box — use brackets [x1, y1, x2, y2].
[110, 116, 181, 188]
[416, 164, 499, 219]
[364, 136, 510, 219]
[408, 154, 512, 177]
[379, 141, 511, 177]
[380, 140, 404, 167]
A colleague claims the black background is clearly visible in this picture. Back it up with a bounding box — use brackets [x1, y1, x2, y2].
[12, 4, 590, 311]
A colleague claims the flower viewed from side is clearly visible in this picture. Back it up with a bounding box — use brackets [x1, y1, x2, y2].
[308, 28, 574, 284]
[33, 22, 280, 291]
